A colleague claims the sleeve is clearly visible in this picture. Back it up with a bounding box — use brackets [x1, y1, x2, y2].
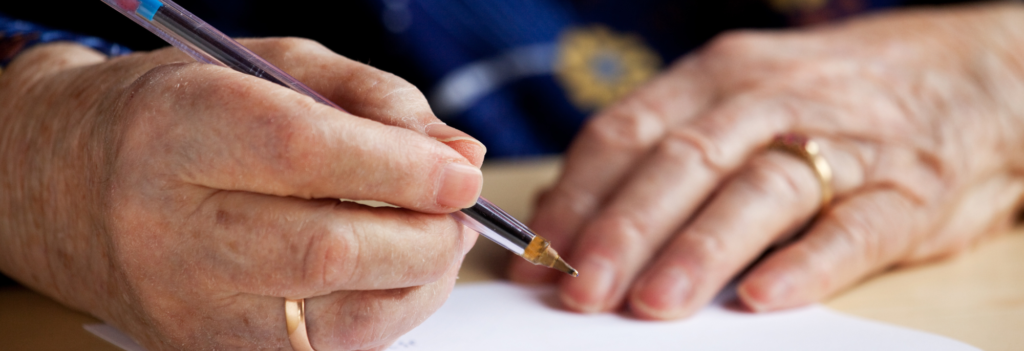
[0, 11, 131, 72]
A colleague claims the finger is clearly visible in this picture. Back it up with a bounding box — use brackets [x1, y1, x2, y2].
[119, 63, 482, 211]
[238, 38, 486, 166]
[619, 152, 820, 319]
[510, 59, 715, 283]
[737, 189, 926, 312]
[180, 190, 473, 296]
[553, 95, 798, 311]
[558, 149, 821, 315]
[305, 253, 463, 351]
[143, 252, 463, 351]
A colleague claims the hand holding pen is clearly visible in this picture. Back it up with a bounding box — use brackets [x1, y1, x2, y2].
[95, 2, 578, 347]
[1, 14, 492, 351]
[104, 0, 577, 278]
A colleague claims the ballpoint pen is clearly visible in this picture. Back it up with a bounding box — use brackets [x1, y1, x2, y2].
[101, 0, 578, 277]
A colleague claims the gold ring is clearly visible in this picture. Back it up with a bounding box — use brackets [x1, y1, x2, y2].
[769, 134, 834, 209]
[285, 298, 315, 351]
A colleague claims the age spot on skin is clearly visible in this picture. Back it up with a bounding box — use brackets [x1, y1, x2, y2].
[215, 209, 243, 227]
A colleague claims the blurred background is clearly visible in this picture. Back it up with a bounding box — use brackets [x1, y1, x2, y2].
[2, 0, 976, 159]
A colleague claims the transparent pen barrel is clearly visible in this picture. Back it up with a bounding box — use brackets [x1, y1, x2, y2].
[100, 0, 341, 110]
[454, 198, 535, 256]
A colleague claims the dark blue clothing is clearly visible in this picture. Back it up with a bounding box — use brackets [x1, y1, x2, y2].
[0, 12, 130, 67]
[0, 0, 963, 158]
[368, 0, 902, 157]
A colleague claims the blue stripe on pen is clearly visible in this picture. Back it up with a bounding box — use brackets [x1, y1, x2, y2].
[137, 0, 165, 21]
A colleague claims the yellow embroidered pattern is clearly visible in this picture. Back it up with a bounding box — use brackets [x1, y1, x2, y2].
[554, 25, 661, 112]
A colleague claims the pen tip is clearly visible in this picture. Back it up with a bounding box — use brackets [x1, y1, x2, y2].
[553, 257, 579, 277]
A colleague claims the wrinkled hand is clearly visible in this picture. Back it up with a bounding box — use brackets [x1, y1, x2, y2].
[510, 3, 1024, 319]
[0, 38, 485, 350]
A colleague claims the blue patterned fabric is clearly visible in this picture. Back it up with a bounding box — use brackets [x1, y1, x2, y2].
[378, 0, 580, 156]
[0, 12, 131, 69]
[371, 0, 903, 157]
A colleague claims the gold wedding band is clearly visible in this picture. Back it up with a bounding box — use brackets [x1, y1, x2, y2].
[285, 298, 315, 351]
[769, 134, 834, 209]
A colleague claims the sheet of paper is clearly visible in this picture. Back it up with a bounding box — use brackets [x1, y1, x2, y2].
[394, 282, 977, 351]
[84, 324, 147, 351]
[86, 282, 979, 351]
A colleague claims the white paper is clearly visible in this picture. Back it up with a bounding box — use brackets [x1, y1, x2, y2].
[87, 282, 979, 351]
[83, 323, 147, 351]
[391, 282, 979, 351]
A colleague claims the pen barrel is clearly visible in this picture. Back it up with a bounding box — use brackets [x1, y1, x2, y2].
[151, 7, 286, 86]
[104, 0, 342, 110]
[454, 198, 535, 256]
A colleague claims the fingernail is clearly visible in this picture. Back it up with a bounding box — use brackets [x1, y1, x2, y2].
[630, 267, 691, 319]
[560, 256, 615, 313]
[426, 123, 487, 167]
[740, 273, 794, 312]
[436, 163, 483, 209]
[425, 123, 473, 142]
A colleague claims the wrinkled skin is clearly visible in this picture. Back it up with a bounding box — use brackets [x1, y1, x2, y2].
[510, 3, 1024, 319]
[0, 38, 486, 350]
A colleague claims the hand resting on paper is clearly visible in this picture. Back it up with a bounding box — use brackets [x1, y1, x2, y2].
[509, 3, 1024, 319]
[0, 38, 484, 350]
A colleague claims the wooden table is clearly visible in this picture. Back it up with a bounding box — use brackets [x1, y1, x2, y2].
[3, 157, 1022, 350]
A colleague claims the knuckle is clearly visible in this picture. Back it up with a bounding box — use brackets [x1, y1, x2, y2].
[825, 207, 885, 266]
[675, 228, 730, 271]
[315, 210, 458, 290]
[573, 214, 649, 263]
[703, 30, 768, 57]
[596, 213, 651, 250]
[375, 73, 429, 109]
[120, 62, 193, 107]
[4, 43, 100, 81]
[342, 64, 434, 126]
[236, 37, 332, 72]
[786, 60, 830, 81]
[743, 155, 811, 203]
[655, 128, 726, 172]
[542, 185, 600, 221]
[304, 220, 359, 290]
[828, 221, 873, 266]
[579, 101, 665, 153]
[267, 37, 329, 55]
